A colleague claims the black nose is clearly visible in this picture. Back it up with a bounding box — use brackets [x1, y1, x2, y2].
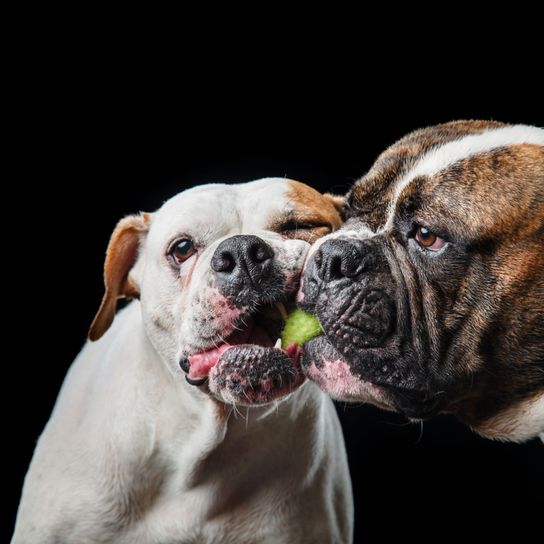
[211, 235, 274, 288]
[313, 238, 371, 282]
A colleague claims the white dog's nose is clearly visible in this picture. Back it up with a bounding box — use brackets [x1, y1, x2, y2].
[211, 235, 274, 290]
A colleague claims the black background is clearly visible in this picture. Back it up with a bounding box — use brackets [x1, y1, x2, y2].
[7, 57, 543, 543]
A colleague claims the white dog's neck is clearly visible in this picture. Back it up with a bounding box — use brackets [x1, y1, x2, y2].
[86, 303, 318, 496]
[16, 295, 348, 543]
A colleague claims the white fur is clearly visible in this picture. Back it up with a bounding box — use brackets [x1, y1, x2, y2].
[475, 393, 544, 443]
[13, 179, 353, 544]
[384, 124, 544, 230]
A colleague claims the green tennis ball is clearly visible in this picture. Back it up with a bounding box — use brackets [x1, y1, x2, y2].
[281, 308, 323, 348]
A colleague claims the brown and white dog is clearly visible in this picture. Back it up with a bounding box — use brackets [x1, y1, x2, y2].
[299, 121, 544, 442]
[13, 179, 353, 543]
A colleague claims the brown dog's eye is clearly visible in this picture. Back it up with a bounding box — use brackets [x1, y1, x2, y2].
[414, 226, 446, 251]
[169, 239, 196, 265]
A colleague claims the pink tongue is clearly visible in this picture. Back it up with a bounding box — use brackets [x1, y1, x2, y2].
[188, 344, 232, 380]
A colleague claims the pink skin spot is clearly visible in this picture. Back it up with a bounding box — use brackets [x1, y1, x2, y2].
[207, 289, 246, 330]
[187, 289, 249, 380]
[296, 278, 304, 302]
[307, 359, 391, 410]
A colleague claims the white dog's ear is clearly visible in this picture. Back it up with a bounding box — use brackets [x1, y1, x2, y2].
[88, 213, 151, 341]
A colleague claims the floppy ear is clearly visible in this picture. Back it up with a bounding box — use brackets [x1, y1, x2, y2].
[88, 213, 151, 341]
[323, 193, 345, 219]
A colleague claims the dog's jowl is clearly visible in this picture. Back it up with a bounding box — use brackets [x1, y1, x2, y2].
[13, 179, 353, 544]
[300, 121, 544, 442]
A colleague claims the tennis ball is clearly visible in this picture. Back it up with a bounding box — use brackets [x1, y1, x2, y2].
[281, 308, 323, 348]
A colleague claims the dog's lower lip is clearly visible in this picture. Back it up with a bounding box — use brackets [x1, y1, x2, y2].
[185, 375, 208, 386]
[187, 341, 301, 382]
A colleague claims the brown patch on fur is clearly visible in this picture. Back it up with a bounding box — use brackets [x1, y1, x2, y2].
[411, 144, 544, 240]
[346, 120, 507, 230]
[445, 235, 544, 426]
[266, 179, 343, 243]
[323, 193, 345, 215]
[394, 141, 544, 432]
[88, 213, 150, 341]
[340, 120, 544, 438]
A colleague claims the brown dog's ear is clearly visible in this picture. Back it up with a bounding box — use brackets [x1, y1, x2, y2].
[323, 193, 345, 219]
[88, 213, 151, 341]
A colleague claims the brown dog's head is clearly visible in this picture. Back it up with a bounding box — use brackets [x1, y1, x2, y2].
[300, 120, 544, 441]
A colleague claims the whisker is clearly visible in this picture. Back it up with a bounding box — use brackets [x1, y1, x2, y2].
[415, 420, 424, 444]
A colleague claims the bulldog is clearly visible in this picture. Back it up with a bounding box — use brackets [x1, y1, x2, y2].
[13, 178, 353, 544]
[299, 121, 544, 442]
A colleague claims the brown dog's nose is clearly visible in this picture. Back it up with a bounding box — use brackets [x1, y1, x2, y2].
[211, 235, 274, 289]
[313, 239, 369, 282]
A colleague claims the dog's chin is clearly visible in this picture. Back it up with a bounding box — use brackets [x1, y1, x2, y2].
[301, 336, 393, 410]
[185, 303, 305, 406]
[302, 336, 445, 418]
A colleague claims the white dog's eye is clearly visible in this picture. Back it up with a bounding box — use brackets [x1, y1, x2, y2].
[280, 221, 328, 232]
[169, 239, 196, 265]
[414, 226, 446, 251]
[279, 221, 331, 242]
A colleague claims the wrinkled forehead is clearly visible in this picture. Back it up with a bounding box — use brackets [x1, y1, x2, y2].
[347, 122, 544, 237]
[147, 178, 291, 245]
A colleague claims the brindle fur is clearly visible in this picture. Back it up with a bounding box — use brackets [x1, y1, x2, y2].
[302, 120, 544, 437]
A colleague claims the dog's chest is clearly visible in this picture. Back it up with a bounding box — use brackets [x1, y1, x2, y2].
[102, 468, 292, 544]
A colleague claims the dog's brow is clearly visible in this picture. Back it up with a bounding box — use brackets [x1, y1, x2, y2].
[382, 126, 544, 233]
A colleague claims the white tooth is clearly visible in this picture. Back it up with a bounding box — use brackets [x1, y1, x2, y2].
[274, 338, 282, 349]
[275, 302, 288, 320]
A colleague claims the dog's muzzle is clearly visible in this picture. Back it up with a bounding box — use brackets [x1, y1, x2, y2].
[181, 234, 305, 405]
[300, 235, 444, 417]
[302, 238, 396, 348]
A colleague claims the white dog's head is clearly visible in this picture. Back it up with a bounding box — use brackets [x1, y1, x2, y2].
[89, 178, 342, 405]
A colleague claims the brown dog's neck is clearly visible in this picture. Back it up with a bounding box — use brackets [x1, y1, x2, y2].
[450, 387, 544, 442]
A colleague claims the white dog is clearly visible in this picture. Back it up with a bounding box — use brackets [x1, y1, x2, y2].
[13, 178, 353, 544]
